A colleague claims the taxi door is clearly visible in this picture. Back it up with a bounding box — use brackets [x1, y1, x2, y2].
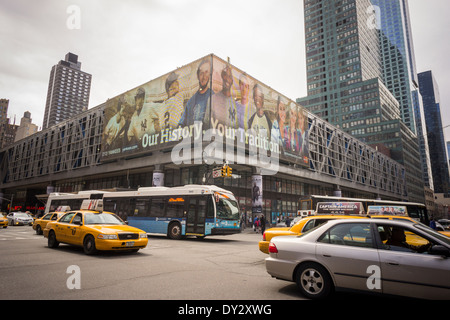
[65, 213, 84, 246]
[54, 212, 76, 243]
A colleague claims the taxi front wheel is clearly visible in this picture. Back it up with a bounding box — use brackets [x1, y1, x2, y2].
[83, 235, 98, 255]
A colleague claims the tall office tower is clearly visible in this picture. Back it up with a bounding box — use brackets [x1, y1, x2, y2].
[43, 53, 91, 129]
[372, 0, 433, 190]
[418, 71, 449, 194]
[297, 0, 425, 203]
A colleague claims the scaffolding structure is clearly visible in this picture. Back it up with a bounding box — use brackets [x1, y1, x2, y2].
[0, 103, 405, 199]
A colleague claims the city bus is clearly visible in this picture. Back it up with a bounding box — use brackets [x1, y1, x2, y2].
[300, 195, 429, 225]
[101, 185, 241, 239]
[45, 185, 241, 239]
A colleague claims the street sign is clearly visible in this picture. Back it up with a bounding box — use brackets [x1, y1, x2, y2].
[212, 167, 222, 178]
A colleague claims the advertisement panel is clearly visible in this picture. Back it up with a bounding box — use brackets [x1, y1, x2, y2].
[211, 56, 309, 167]
[101, 55, 212, 159]
[316, 202, 364, 215]
[101, 54, 309, 168]
[252, 174, 263, 214]
[367, 205, 407, 216]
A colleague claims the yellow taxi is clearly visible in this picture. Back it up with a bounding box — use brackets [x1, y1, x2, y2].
[43, 202, 148, 255]
[33, 211, 65, 235]
[258, 215, 365, 254]
[0, 214, 8, 228]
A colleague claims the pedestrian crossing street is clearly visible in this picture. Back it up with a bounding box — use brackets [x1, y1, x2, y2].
[0, 226, 38, 241]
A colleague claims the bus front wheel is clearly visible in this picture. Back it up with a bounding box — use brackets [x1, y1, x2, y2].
[168, 222, 182, 240]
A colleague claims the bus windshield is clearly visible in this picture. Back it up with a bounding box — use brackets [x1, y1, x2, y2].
[216, 195, 240, 220]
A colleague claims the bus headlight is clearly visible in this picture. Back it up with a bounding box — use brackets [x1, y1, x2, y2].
[97, 234, 118, 240]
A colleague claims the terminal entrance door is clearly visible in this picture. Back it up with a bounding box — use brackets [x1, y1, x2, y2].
[186, 197, 206, 235]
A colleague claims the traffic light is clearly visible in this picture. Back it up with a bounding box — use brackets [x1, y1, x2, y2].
[221, 166, 227, 177]
[227, 166, 232, 177]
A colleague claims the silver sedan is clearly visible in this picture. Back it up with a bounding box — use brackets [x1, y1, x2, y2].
[7, 211, 34, 226]
[265, 219, 450, 300]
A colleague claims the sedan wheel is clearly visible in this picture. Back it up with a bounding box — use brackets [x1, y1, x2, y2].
[296, 263, 333, 299]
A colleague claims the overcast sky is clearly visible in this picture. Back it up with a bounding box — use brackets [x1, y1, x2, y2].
[1, 0, 449, 139]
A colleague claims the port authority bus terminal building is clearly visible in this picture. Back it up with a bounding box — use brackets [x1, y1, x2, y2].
[0, 54, 409, 225]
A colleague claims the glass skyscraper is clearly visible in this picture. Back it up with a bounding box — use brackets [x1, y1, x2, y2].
[297, 0, 424, 203]
[372, 0, 433, 190]
[418, 71, 449, 194]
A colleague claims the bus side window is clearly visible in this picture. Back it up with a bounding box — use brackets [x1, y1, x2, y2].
[150, 198, 166, 217]
[103, 199, 115, 213]
[167, 199, 185, 218]
[119, 198, 135, 221]
[136, 198, 151, 216]
[198, 199, 206, 221]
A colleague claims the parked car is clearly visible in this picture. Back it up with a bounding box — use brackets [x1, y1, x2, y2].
[266, 219, 450, 300]
[7, 212, 34, 226]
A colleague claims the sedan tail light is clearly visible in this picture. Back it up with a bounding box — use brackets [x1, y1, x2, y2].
[262, 232, 266, 241]
[268, 242, 278, 253]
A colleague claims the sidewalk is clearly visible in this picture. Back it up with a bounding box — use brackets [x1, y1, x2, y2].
[240, 226, 267, 235]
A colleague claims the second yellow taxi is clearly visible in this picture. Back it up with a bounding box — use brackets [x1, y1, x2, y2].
[33, 211, 66, 235]
[43, 202, 148, 255]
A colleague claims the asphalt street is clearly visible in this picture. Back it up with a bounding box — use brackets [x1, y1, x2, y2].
[0, 225, 304, 300]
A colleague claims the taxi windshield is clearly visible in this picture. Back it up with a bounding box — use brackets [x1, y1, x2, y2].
[84, 212, 125, 225]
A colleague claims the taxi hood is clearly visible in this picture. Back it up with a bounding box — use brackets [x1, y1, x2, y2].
[87, 224, 144, 234]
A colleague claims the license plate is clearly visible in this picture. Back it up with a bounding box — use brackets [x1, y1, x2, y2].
[126, 241, 135, 247]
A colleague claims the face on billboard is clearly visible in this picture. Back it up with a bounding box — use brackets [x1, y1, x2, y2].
[101, 56, 212, 159]
[210, 56, 309, 167]
[101, 54, 309, 168]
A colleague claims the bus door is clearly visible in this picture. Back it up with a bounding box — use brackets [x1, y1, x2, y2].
[186, 197, 206, 235]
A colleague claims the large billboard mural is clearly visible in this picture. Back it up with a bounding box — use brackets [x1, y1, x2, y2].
[101, 54, 309, 170]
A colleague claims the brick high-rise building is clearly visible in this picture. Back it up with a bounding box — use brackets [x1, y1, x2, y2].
[43, 53, 91, 129]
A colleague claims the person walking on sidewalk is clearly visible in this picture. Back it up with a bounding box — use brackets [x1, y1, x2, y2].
[260, 214, 266, 235]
